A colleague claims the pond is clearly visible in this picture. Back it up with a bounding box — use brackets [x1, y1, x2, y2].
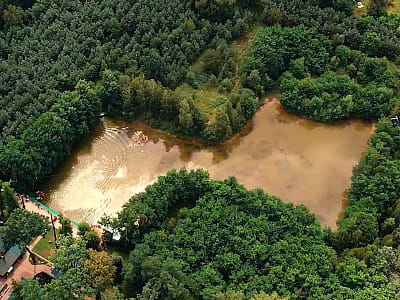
[40, 100, 374, 228]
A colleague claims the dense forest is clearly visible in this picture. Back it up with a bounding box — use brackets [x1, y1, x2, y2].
[0, 0, 400, 298]
[101, 169, 397, 299]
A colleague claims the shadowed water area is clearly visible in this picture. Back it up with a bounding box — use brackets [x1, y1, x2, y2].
[40, 101, 373, 228]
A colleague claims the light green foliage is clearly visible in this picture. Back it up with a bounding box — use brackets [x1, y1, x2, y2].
[251, 292, 288, 300]
[48, 237, 94, 298]
[59, 216, 72, 236]
[202, 108, 232, 143]
[78, 221, 91, 236]
[101, 287, 126, 300]
[0, 208, 48, 249]
[19, 279, 44, 300]
[216, 291, 245, 300]
[0, 181, 18, 218]
[288, 58, 307, 80]
[178, 99, 195, 135]
[50, 236, 87, 273]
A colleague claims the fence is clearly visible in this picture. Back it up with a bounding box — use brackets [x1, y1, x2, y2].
[26, 196, 79, 227]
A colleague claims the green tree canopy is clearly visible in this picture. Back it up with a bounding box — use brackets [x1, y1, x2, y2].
[0, 208, 47, 249]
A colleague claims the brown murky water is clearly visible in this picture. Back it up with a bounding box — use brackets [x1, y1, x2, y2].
[40, 101, 373, 228]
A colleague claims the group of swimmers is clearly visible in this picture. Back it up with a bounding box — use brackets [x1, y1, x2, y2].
[132, 131, 149, 147]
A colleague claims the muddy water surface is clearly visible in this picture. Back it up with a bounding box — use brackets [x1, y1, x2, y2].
[41, 101, 373, 228]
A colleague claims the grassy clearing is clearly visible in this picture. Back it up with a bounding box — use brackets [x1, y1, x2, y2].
[32, 228, 58, 259]
[176, 26, 261, 121]
[354, 0, 400, 17]
[176, 84, 228, 120]
[231, 25, 261, 64]
[388, 0, 400, 14]
[353, 0, 369, 18]
[107, 245, 129, 262]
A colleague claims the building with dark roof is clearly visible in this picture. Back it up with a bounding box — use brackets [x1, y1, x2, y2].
[0, 238, 21, 277]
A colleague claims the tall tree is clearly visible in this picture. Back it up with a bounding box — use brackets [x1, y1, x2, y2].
[0, 209, 47, 249]
[59, 216, 72, 236]
[0, 181, 18, 218]
[84, 250, 116, 292]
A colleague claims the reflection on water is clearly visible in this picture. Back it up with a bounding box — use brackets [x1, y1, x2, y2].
[40, 101, 373, 228]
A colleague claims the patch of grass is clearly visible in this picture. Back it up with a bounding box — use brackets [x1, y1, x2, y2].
[107, 245, 129, 262]
[388, 0, 400, 14]
[32, 228, 59, 259]
[353, 0, 369, 18]
[231, 25, 261, 59]
[176, 84, 228, 120]
[353, 0, 400, 17]
[176, 26, 262, 123]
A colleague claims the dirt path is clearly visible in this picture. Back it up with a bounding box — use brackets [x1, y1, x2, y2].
[23, 197, 78, 237]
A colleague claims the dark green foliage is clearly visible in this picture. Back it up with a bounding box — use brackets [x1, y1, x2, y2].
[48, 237, 94, 298]
[242, 25, 332, 87]
[337, 119, 400, 250]
[100, 70, 122, 116]
[360, 32, 381, 57]
[330, 0, 354, 16]
[199, 88, 258, 143]
[103, 170, 396, 299]
[2, 0, 400, 297]
[331, 253, 396, 299]
[112, 256, 124, 285]
[241, 69, 266, 97]
[0, 81, 101, 191]
[201, 40, 236, 81]
[194, 0, 236, 22]
[280, 72, 358, 122]
[0, 0, 254, 149]
[84, 231, 100, 250]
[0, 0, 33, 29]
[201, 108, 232, 144]
[119, 172, 335, 298]
[288, 58, 307, 79]
[262, 0, 400, 60]
[100, 72, 206, 139]
[279, 51, 400, 122]
[99, 71, 257, 144]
